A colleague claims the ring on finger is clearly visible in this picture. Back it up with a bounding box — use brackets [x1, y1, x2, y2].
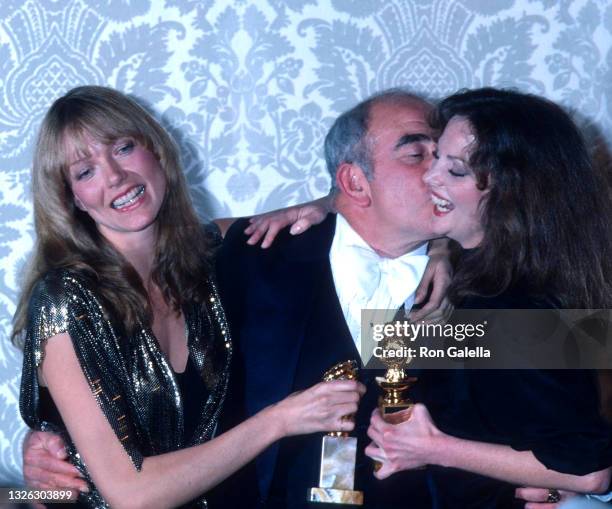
[546, 489, 561, 503]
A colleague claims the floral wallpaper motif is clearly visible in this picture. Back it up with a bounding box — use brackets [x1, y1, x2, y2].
[0, 0, 610, 484]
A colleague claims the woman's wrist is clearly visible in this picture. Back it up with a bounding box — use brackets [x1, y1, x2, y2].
[426, 431, 456, 468]
[257, 403, 288, 441]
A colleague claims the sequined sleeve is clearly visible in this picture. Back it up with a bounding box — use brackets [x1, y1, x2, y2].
[20, 270, 145, 470]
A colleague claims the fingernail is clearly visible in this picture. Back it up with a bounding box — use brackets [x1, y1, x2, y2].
[79, 485, 90, 493]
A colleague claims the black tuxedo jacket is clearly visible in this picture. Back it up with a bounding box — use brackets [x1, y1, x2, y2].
[212, 215, 431, 509]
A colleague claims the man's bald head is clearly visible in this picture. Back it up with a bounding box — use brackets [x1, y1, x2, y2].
[324, 89, 432, 191]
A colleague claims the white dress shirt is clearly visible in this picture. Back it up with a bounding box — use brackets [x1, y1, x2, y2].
[329, 214, 429, 355]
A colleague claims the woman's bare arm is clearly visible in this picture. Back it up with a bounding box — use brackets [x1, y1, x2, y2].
[42, 332, 363, 509]
[366, 405, 610, 494]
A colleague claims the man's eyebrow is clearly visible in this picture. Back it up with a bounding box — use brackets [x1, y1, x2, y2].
[394, 133, 432, 150]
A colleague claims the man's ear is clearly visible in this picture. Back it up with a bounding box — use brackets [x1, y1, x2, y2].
[335, 163, 371, 207]
[74, 195, 87, 211]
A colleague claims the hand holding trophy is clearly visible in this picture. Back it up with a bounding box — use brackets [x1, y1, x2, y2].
[374, 331, 417, 471]
[308, 360, 364, 505]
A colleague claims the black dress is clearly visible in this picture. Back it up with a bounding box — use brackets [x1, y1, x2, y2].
[414, 289, 612, 509]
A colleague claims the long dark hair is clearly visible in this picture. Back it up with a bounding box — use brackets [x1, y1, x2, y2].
[13, 86, 215, 343]
[431, 87, 612, 308]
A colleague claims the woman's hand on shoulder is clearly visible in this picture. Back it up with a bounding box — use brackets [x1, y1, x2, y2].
[244, 195, 334, 248]
[268, 379, 365, 437]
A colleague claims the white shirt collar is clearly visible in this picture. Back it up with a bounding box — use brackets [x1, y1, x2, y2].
[329, 214, 429, 354]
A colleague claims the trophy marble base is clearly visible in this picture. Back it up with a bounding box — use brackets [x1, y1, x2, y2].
[309, 435, 363, 505]
[308, 487, 364, 505]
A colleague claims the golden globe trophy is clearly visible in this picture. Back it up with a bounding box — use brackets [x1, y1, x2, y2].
[308, 360, 364, 505]
[374, 333, 417, 471]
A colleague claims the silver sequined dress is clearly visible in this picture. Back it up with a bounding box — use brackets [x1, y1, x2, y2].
[20, 268, 232, 508]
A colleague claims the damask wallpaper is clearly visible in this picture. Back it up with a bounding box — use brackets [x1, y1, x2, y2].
[0, 0, 610, 485]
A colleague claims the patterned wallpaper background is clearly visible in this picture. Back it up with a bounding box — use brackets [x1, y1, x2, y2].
[0, 0, 611, 484]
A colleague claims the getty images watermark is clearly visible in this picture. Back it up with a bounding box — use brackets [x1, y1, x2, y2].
[372, 320, 489, 360]
[360, 309, 612, 370]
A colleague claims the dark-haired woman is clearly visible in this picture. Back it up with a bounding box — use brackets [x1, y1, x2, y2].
[366, 88, 612, 508]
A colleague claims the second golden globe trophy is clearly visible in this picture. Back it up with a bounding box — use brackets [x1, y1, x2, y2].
[374, 332, 417, 471]
[308, 360, 364, 505]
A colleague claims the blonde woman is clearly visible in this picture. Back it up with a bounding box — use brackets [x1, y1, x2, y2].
[15, 86, 364, 508]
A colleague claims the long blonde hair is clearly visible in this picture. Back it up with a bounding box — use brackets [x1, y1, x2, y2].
[13, 86, 215, 344]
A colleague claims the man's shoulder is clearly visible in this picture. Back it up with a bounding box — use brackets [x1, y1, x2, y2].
[222, 214, 337, 259]
[222, 217, 258, 252]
